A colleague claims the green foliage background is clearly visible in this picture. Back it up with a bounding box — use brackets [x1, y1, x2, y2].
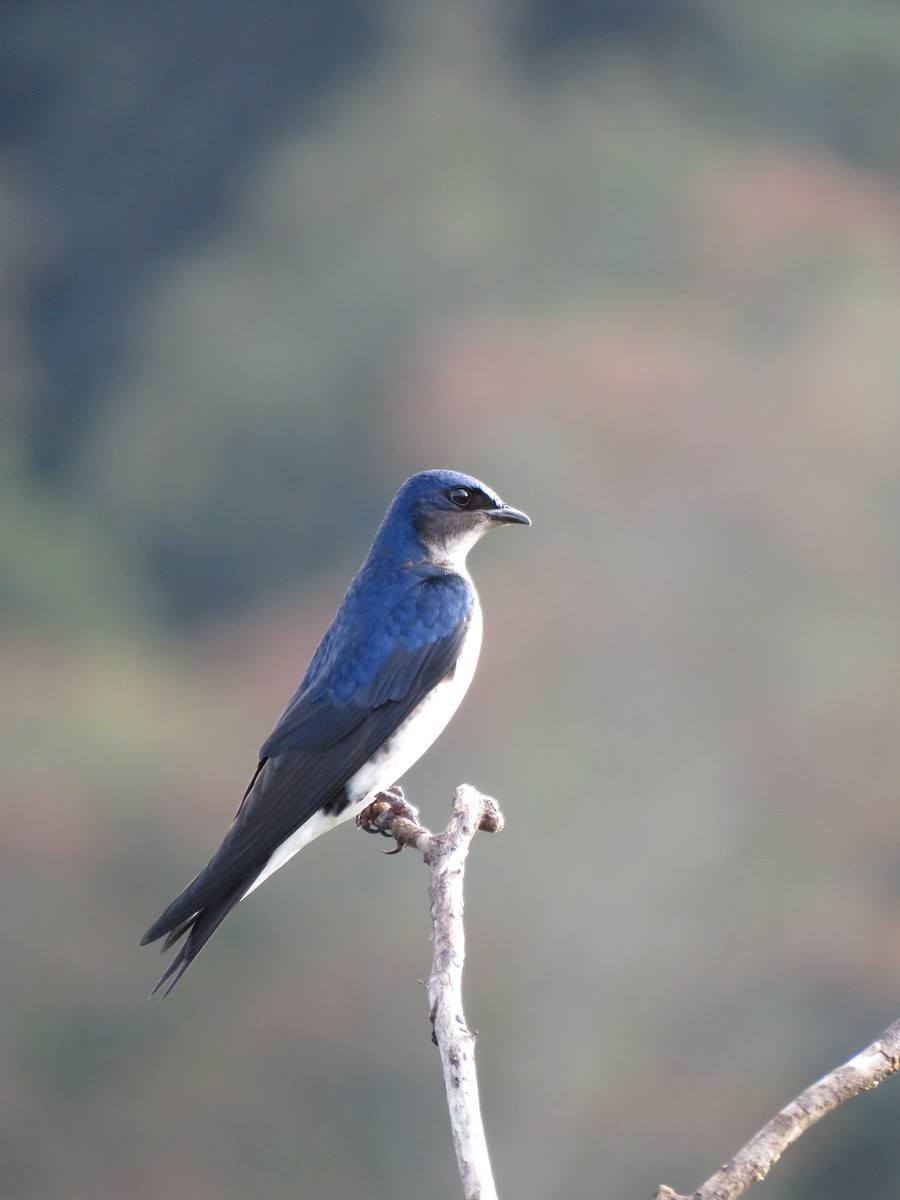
[3, 2, 900, 1197]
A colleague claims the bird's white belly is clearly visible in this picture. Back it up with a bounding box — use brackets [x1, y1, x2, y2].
[242, 600, 483, 898]
[346, 600, 482, 805]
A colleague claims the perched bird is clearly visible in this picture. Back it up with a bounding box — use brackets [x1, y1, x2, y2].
[141, 469, 530, 994]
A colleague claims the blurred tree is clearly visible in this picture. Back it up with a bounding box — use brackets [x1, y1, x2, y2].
[3, 0, 900, 623]
[0, 0, 381, 478]
[0, 450, 141, 635]
[74, 3, 711, 621]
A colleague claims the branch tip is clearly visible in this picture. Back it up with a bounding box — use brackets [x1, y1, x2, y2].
[477, 797, 504, 834]
[658, 1013, 900, 1200]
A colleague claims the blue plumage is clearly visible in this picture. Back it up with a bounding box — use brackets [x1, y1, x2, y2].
[262, 571, 471, 756]
[141, 469, 529, 994]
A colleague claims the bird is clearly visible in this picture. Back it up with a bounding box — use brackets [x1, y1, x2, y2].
[141, 469, 530, 994]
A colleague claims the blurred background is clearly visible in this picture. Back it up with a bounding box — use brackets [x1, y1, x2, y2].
[3, 1, 900, 1197]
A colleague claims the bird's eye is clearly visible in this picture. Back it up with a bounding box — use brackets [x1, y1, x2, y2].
[447, 486, 471, 507]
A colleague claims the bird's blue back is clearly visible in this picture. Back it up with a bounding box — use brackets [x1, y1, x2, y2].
[261, 563, 472, 759]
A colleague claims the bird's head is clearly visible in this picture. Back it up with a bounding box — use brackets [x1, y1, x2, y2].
[376, 469, 531, 569]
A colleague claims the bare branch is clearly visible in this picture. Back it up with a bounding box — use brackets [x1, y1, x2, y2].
[657, 1016, 900, 1200]
[363, 784, 503, 1200]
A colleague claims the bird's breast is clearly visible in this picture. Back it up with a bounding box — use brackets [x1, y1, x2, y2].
[346, 597, 484, 806]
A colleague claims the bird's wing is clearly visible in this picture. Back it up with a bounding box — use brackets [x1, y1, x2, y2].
[142, 572, 472, 943]
[260, 571, 472, 757]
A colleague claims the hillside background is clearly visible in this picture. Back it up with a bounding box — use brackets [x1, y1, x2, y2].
[3, 2, 900, 1197]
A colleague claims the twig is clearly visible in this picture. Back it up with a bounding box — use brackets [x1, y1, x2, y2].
[657, 1016, 900, 1200]
[363, 783, 503, 1200]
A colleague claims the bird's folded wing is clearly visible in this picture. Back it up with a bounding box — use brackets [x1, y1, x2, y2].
[260, 571, 472, 757]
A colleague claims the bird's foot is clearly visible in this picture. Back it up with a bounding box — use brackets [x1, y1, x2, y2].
[357, 786, 421, 853]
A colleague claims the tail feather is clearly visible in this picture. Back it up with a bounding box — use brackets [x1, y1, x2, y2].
[142, 882, 245, 997]
[161, 914, 198, 952]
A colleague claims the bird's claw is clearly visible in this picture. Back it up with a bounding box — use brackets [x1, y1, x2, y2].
[357, 786, 421, 850]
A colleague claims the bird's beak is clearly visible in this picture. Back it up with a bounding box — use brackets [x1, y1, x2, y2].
[490, 504, 531, 527]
